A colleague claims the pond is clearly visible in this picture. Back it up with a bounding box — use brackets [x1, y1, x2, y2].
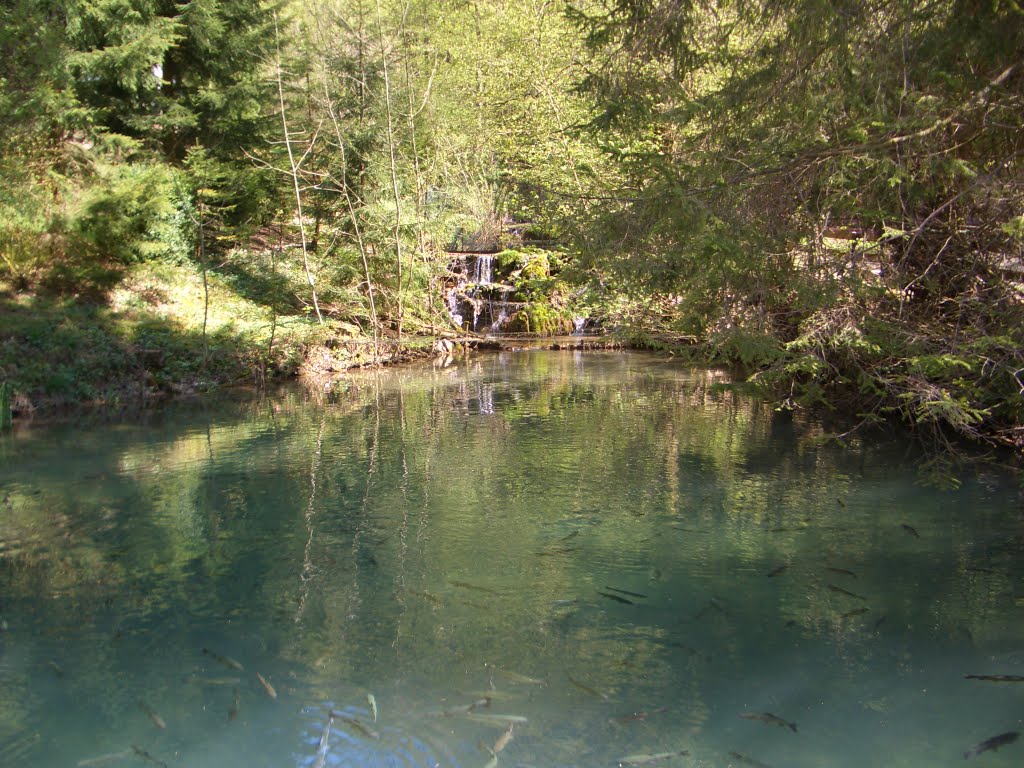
[1, 350, 1022, 768]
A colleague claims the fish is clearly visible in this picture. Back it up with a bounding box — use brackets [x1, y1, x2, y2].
[441, 697, 492, 716]
[463, 712, 529, 726]
[183, 674, 241, 686]
[836, 498, 846, 508]
[612, 707, 669, 723]
[826, 567, 857, 578]
[137, 700, 166, 730]
[873, 614, 888, 630]
[900, 523, 920, 538]
[695, 597, 728, 619]
[598, 591, 635, 605]
[330, 711, 380, 740]
[228, 688, 240, 721]
[964, 674, 1024, 683]
[367, 693, 378, 722]
[567, 674, 609, 700]
[728, 751, 773, 768]
[535, 546, 577, 556]
[489, 667, 545, 685]
[827, 584, 866, 600]
[312, 714, 333, 768]
[130, 746, 168, 768]
[739, 712, 798, 733]
[76, 750, 133, 767]
[841, 608, 870, 618]
[405, 589, 442, 605]
[766, 564, 789, 578]
[48, 660, 65, 678]
[616, 750, 689, 765]
[459, 689, 522, 701]
[604, 586, 648, 599]
[451, 580, 500, 595]
[558, 530, 580, 542]
[255, 672, 277, 699]
[964, 730, 1018, 759]
[493, 722, 514, 753]
[202, 647, 244, 671]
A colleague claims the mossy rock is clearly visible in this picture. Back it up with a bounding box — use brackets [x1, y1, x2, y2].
[518, 303, 574, 335]
[520, 254, 550, 280]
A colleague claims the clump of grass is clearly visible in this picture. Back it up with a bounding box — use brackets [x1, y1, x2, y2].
[1, 256, 329, 411]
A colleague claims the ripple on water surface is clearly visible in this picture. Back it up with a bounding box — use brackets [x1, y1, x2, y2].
[1, 352, 1022, 768]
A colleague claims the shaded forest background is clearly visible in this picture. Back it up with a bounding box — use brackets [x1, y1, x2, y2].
[1, 0, 1022, 466]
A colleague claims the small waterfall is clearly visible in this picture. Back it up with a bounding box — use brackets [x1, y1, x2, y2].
[442, 252, 533, 334]
[445, 256, 469, 329]
[446, 287, 464, 328]
[472, 255, 493, 285]
[466, 255, 495, 330]
[492, 302, 512, 332]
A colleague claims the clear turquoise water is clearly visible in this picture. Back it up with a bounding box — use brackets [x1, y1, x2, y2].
[1, 350, 1021, 768]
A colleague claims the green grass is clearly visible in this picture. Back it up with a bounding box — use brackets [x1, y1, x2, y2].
[1, 257, 329, 411]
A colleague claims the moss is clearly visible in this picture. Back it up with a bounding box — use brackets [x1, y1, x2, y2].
[518, 302, 574, 335]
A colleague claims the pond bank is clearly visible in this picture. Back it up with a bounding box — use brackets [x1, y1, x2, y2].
[0, 254, 641, 425]
[0, 309, 639, 425]
[296, 334, 633, 401]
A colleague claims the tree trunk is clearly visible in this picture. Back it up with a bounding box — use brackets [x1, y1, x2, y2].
[375, 0, 404, 338]
[275, 12, 323, 325]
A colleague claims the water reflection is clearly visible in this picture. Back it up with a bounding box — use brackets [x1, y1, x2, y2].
[1, 351, 1022, 767]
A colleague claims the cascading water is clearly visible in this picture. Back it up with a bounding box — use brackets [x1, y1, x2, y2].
[446, 254, 502, 332]
[473, 254, 494, 285]
[444, 252, 580, 335]
[492, 302, 512, 332]
[446, 289, 464, 328]
[445, 256, 468, 329]
[469, 255, 495, 330]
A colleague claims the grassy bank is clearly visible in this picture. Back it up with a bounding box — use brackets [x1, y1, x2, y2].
[5, 249, 1020, 488]
[0, 256, 346, 414]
